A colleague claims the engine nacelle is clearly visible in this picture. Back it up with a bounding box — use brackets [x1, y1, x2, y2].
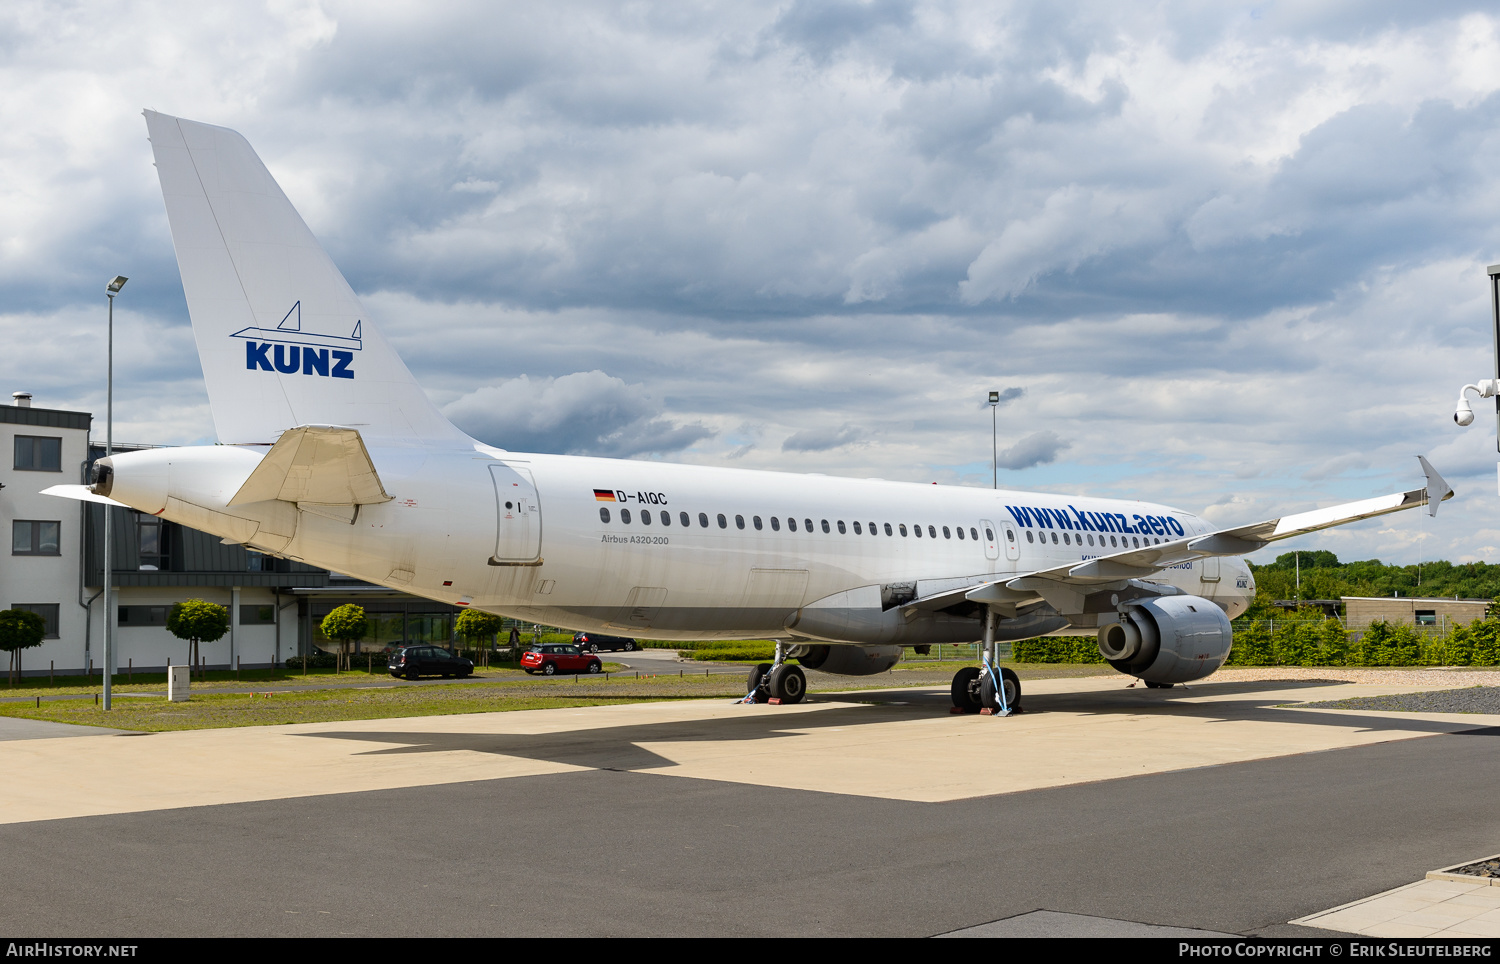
[1097, 595, 1232, 684]
[790, 644, 902, 676]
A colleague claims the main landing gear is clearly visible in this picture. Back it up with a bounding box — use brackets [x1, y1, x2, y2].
[744, 642, 806, 705]
[950, 610, 1022, 715]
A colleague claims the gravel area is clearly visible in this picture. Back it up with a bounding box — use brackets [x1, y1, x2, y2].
[1206, 666, 1500, 688]
[1295, 686, 1500, 715]
[1447, 858, 1500, 880]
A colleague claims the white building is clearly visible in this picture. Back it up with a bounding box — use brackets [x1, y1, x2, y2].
[2, 393, 465, 677]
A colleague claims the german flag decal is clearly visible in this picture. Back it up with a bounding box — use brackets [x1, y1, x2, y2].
[593, 489, 617, 502]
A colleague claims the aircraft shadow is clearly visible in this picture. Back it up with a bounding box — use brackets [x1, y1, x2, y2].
[297, 677, 1497, 773]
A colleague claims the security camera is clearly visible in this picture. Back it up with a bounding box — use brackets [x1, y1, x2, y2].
[1456, 397, 1476, 426]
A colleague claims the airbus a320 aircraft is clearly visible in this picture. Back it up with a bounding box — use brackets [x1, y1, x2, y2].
[45, 112, 1454, 714]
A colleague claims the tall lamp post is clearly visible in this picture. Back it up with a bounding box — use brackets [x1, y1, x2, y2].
[102, 275, 127, 710]
[988, 390, 1000, 489]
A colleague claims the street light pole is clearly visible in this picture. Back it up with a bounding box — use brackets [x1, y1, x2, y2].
[988, 391, 1000, 489]
[102, 276, 126, 710]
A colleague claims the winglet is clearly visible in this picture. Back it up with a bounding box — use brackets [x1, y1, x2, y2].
[1417, 455, 1453, 517]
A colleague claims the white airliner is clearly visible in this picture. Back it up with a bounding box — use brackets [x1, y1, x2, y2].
[45, 112, 1453, 713]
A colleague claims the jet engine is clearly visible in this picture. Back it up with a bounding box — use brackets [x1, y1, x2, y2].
[788, 644, 902, 676]
[1096, 595, 1232, 685]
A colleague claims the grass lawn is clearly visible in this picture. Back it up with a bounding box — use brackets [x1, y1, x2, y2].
[0, 661, 629, 699]
[0, 675, 748, 732]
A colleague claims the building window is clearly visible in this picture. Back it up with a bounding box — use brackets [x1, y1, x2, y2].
[137, 515, 169, 570]
[11, 520, 60, 555]
[118, 605, 168, 627]
[1415, 611, 1437, 626]
[240, 605, 275, 625]
[13, 436, 62, 472]
[11, 603, 60, 638]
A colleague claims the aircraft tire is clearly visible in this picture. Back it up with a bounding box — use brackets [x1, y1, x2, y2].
[1144, 681, 1173, 689]
[980, 667, 1022, 712]
[768, 663, 806, 704]
[746, 663, 772, 703]
[951, 667, 981, 712]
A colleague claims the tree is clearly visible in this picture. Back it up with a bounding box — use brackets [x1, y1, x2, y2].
[0, 609, 46, 685]
[167, 600, 229, 678]
[455, 609, 504, 650]
[320, 604, 368, 671]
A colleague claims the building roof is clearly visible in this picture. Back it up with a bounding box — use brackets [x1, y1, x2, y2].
[0, 404, 91, 432]
[1342, 596, 1492, 604]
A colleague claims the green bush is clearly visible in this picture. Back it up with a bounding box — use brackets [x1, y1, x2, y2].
[1011, 636, 1105, 663]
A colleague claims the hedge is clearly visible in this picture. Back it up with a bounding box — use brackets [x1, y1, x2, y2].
[1010, 618, 1500, 667]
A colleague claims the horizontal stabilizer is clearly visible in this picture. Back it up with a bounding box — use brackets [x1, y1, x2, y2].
[39, 484, 131, 508]
[229, 425, 392, 507]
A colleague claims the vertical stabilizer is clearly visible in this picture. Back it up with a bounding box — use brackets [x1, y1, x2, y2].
[144, 111, 467, 446]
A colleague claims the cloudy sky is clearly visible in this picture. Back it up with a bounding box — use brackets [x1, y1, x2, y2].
[4, 0, 1500, 566]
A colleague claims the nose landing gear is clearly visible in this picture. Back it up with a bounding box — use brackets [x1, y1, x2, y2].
[950, 610, 1022, 715]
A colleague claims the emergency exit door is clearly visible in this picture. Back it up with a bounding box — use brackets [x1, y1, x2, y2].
[489, 463, 542, 565]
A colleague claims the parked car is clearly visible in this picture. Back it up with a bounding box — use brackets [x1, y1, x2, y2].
[388, 645, 474, 680]
[522, 644, 603, 676]
[571, 632, 638, 653]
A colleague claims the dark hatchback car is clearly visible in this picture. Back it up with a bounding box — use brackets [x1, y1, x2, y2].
[571, 632, 637, 653]
[388, 645, 474, 680]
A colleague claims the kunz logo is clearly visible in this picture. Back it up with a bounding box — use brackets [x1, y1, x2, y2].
[232, 302, 361, 379]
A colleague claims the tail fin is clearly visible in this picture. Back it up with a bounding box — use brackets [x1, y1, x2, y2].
[144, 111, 467, 446]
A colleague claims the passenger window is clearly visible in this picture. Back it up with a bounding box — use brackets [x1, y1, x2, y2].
[599, 507, 610, 523]
[899, 524, 908, 537]
[1132, 537, 1140, 547]
[1006, 530, 1015, 542]
[622, 508, 632, 524]
[1062, 533, 1070, 545]
[1026, 530, 1034, 543]
[970, 527, 978, 541]
[956, 527, 965, 540]
[869, 522, 877, 535]
[661, 510, 670, 526]
[985, 527, 994, 541]
[943, 526, 951, 539]
[641, 510, 651, 525]
[789, 518, 798, 532]
[821, 519, 830, 534]
[717, 513, 727, 529]
[805, 518, 813, 532]
[853, 521, 862, 534]
[754, 516, 763, 530]
[1050, 532, 1058, 544]
[699, 512, 709, 527]
[771, 517, 781, 531]
[884, 523, 893, 536]
[1111, 536, 1118, 547]
[928, 525, 936, 538]
[680, 511, 690, 526]
[735, 514, 745, 529]
[837, 520, 846, 534]
[1087, 534, 1094, 546]
[912, 524, 921, 538]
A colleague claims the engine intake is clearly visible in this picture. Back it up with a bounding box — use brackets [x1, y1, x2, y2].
[1097, 595, 1232, 685]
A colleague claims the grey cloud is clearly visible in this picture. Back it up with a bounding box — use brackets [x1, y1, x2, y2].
[997, 431, 1068, 470]
[782, 423, 865, 452]
[442, 370, 714, 458]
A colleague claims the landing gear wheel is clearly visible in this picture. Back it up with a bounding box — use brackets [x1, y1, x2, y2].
[951, 667, 982, 713]
[980, 667, 1022, 713]
[1144, 681, 1174, 689]
[746, 662, 772, 703]
[768, 663, 806, 704]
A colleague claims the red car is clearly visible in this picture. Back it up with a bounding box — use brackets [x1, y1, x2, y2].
[522, 643, 603, 676]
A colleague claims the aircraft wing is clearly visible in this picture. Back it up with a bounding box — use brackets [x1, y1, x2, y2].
[908, 461, 1451, 614]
